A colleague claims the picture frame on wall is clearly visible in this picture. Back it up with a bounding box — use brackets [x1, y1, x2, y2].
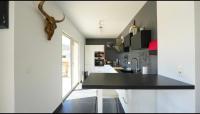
[0, 1, 9, 29]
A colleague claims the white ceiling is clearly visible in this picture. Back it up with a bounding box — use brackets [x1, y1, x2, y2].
[57, 1, 146, 38]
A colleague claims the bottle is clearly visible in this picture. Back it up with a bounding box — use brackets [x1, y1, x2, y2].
[126, 62, 132, 71]
[142, 66, 148, 74]
[116, 58, 119, 66]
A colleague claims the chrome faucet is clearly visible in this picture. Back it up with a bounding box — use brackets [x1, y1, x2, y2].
[132, 58, 140, 73]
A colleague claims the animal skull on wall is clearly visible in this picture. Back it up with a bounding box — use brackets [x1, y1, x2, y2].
[38, 1, 65, 40]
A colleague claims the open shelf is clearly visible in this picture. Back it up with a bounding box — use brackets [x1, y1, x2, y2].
[149, 50, 157, 55]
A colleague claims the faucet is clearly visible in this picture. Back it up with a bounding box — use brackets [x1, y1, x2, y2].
[132, 58, 140, 73]
[123, 55, 128, 65]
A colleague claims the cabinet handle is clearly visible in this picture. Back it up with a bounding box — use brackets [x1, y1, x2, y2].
[2, 16, 6, 24]
[122, 97, 128, 104]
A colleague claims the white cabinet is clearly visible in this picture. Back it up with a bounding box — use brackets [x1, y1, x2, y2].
[156, 90, 195, 113]
[117, 90, 156, 113]
[85, 45, 104, 74]
[128, 90, 156, 113]
[85, 45, 104, 66]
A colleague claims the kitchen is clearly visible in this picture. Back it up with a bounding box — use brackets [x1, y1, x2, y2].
[82, 1, 195, 113]
[0, 1, 199, 113]
[85, 1, 157, 75]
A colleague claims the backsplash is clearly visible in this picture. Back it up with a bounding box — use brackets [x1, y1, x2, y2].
[118, 49, 157, 74]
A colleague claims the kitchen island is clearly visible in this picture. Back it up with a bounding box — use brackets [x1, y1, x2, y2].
[82, 73, 194, 113]
[82, 73, 194, 89]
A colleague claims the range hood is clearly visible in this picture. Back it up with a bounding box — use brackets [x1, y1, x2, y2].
[106, 38, 123, 52]
[113, 45, 123, 52]
[113, 38, 123, 52]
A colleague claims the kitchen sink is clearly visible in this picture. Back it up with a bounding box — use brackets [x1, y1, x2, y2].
[119, 69, 135, 73]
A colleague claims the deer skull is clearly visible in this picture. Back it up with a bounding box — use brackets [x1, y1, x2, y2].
[38, 1, 65, 40]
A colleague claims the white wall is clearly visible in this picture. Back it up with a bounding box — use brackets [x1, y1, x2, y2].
[0, 2, 15, 113]
[14, 1, 85, 113]
[195, 1, 200, 113]
[157, 1, 195, 113]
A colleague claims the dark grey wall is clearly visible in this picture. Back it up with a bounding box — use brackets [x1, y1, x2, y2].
[119, 1, 157, 40]
[86, 39, 119, 61]
[117, 1, 157, 74]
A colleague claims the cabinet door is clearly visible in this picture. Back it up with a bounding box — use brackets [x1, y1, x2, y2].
[141, 30, 151, 48]
[131, 30, 151, 50]
[131, 33, 141, 50]
[85, 45, 104, 65]
[0, 1, 8, 28]
[127, 90, 156, 113]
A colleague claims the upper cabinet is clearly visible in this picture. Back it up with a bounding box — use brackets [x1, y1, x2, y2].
[131, 30, 151, 50]
[0, 1, 9, 29]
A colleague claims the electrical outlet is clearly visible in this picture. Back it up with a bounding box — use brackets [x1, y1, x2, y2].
[177, 65, 183, 77]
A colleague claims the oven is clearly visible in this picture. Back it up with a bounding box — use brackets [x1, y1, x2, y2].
[95, 59, 104, 66]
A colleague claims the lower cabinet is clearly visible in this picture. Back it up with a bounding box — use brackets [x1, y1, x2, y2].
[116, 90, 156, 113]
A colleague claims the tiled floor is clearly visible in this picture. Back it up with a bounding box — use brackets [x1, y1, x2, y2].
[56, 86, 124, 113]
[56, 97, 124, 113]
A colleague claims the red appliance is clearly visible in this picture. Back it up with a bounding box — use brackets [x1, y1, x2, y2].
[148, 40, 157, 50]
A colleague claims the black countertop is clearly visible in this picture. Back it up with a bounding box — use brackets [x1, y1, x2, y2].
[82, 73, 194, 89]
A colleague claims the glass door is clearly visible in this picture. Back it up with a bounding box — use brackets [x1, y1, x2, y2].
[62, 33, 80, 99]
[72, 41, 79, 87]
[62, 34, 72, 98]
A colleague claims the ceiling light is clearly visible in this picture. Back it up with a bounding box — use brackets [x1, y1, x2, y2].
[129, 20, 138, 35]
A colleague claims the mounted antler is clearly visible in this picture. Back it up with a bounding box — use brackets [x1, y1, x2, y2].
[38, 1, 65, 40]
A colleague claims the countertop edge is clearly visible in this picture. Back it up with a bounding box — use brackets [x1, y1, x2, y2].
[82, 85, 195, 90]
[82, 73, 195, 90]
